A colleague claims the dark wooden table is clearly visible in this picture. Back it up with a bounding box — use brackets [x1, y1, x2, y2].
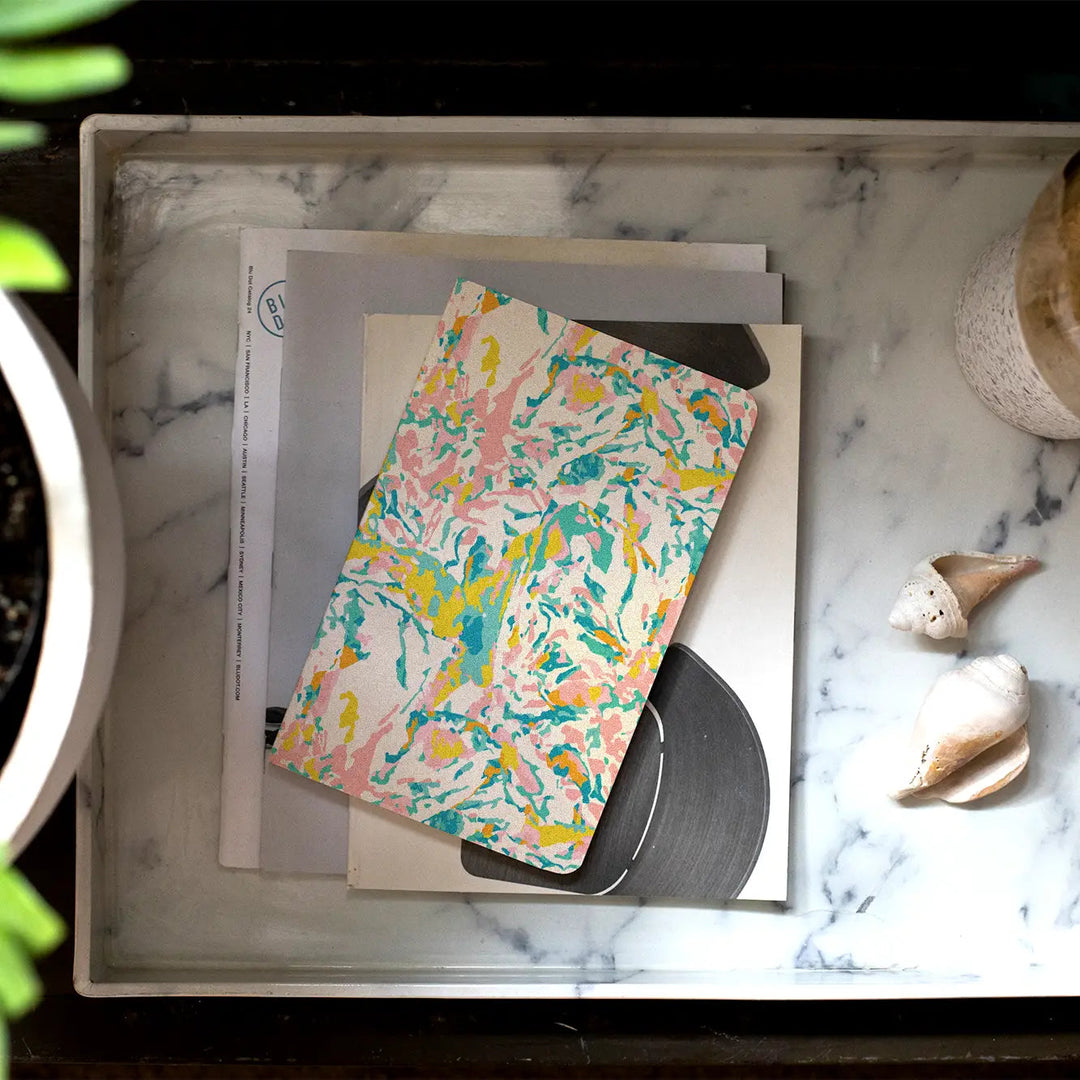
[5, 2, 1080, 1074]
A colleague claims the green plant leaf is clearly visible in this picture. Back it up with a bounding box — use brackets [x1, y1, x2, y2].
[0, 45, 130, 102]
[0, 848, 63, 1033]
[0, 867, 66, 957]
[0, 0, 135, 42]
[0, 219, 69, 290]
[0, 119, 43, 150]
[0, 930, 41, 1021]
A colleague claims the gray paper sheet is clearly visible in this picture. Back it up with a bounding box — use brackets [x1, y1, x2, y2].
[261, 250, 783, 874]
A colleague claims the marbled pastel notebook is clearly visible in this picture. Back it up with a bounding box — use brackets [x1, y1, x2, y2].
[271, 279, 757, 873]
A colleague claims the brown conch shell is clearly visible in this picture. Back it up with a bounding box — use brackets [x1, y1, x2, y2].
[888, 551, 1039, 639]
[891, 654, 1030, 804]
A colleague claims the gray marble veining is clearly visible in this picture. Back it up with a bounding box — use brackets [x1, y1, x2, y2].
[85, 122, 1080, 995]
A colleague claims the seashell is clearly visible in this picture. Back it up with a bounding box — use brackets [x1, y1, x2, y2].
[888, 551, 1039, 639]
[910, 726, 1029, 804]
[891, 654, 1030, 803]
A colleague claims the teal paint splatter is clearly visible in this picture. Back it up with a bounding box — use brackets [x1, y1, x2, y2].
[460, 613, 484, 654]
[583, 572, 605, 604]
[577, 630, 624, 664]
[425, 809, 464, 835]
[558, 452, 605, 485]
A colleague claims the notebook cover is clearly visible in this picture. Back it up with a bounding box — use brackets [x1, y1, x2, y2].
[271, 279, 757, 873]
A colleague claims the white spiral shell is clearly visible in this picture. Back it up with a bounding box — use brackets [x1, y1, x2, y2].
[888, 551, 1039, 639]
[891, 654, 1030, 804]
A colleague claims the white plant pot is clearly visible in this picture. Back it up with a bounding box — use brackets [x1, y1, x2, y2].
[0, 291, 124, 859]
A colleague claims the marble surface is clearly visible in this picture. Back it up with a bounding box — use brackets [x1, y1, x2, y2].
[84, 120, 1080, 996]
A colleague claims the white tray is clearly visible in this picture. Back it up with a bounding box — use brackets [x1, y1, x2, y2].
[77, 115, 1080, 998]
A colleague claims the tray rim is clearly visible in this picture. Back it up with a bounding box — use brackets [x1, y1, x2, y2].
[80, 112, 1080, 138]
[76, 113, 1080, 998]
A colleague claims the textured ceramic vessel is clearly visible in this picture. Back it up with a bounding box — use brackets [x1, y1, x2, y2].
[955, 152, 1080, 439]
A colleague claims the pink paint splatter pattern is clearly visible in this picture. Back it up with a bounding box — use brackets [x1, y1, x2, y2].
[271, 280, 756, 873]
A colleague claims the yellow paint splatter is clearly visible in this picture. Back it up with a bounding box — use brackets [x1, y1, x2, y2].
[339, 690, 359, 743]
[346, 535, 380, 562]
[572, 374, 605, 405]
[525, 804, 593, 849]
[432, 474, 460, 495]
[662, 449, 731, 493]
[520, 812, 591, 851]
[304, 759, 320, 782]
[463, 570, 507, 611]
[677, 466, 728, 491]
[641, 387, 658, 414]
[507, 623, 520, 648]
[431, 590, 466, 639]
[431, 728, 465, 760]
[535, 820, 592, 847]
[405, 567, 437, 608]
[500, 743, 519, 771]
[430, 656, 464, 707]
[480, 335, 501, 388]
[505, 531, 530, 562]
[544, 524, 564, 560]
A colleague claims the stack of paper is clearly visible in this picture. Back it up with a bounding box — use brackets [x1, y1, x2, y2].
[221, 228, 801, 903]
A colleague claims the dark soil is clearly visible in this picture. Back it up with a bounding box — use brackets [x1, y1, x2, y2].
[0, 368, 46, 730]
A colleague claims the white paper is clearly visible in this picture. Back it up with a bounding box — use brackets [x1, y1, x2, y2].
[346, 319, 803, 902]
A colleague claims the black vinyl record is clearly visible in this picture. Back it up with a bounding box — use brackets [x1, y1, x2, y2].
[460, 643, 770, 900]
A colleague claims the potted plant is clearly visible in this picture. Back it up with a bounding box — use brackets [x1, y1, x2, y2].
[0, 1, 133, 1069]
